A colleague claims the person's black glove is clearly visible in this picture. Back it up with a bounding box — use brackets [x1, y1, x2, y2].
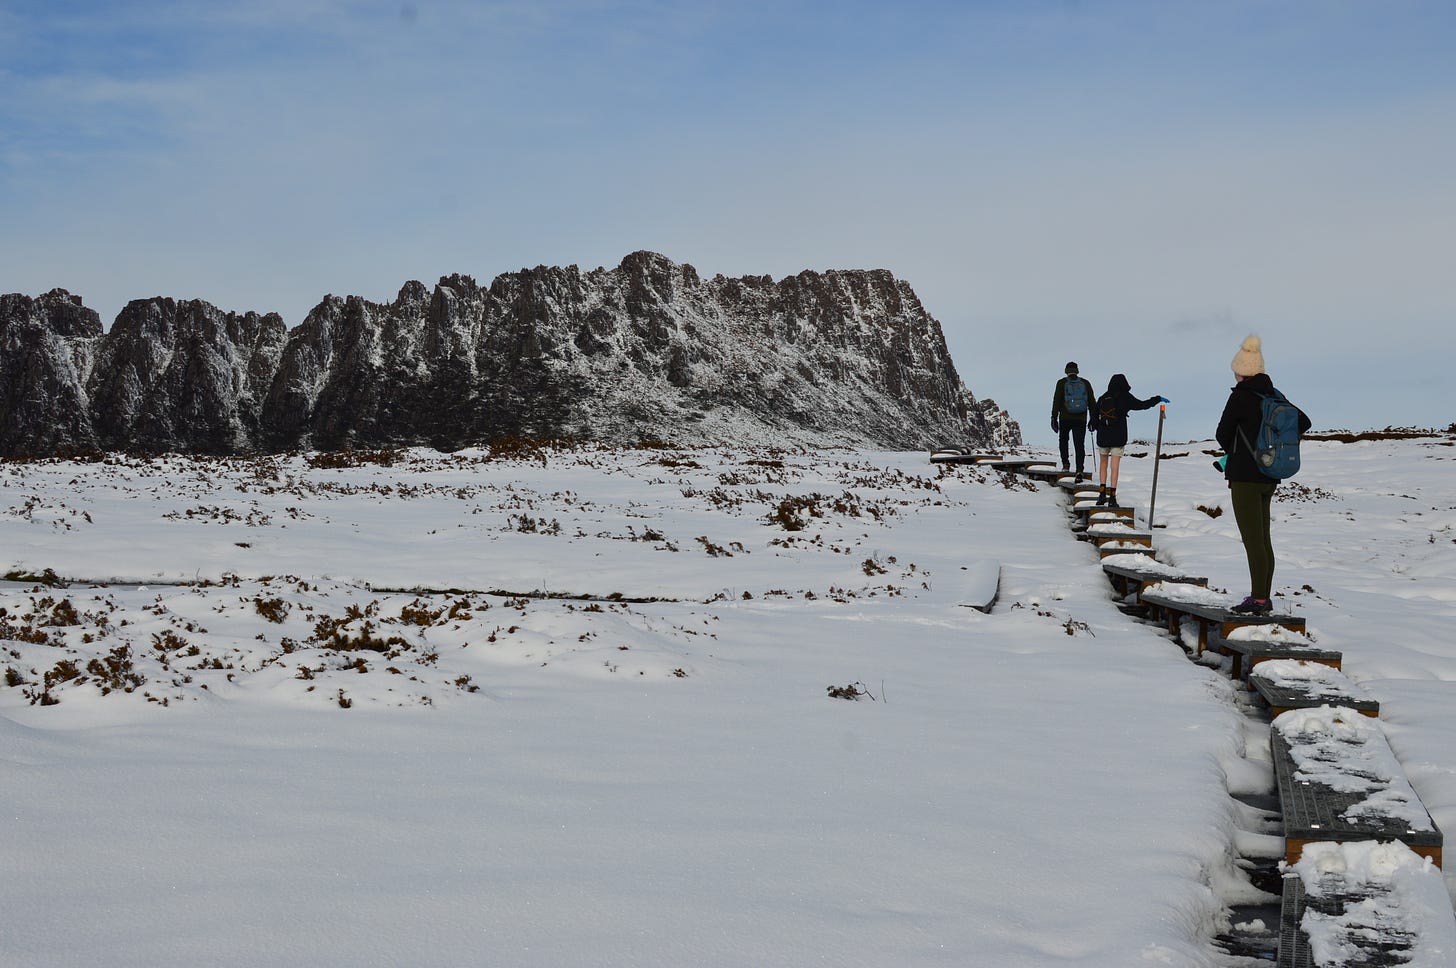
[1051, 416, 1059, 433]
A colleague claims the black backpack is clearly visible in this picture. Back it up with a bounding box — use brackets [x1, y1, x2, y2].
[1096, 392, 1120, 424]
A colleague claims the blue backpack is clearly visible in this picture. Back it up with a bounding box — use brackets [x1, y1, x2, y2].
[1063, 378, 1089, 415]
[1241, 390, 1303, 479]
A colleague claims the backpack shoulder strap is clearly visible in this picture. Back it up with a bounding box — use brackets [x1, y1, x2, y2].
[1236, 389, 1284, 454]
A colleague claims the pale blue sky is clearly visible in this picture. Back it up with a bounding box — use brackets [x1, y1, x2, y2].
[3, 0, 1454, 444]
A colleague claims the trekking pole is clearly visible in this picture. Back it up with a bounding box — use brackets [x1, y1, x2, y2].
[1148, 404, 1166, 528]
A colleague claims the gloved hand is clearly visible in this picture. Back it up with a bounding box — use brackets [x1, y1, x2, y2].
[1051, 416, 1059, 433]
[1158, 396, 1170, 403]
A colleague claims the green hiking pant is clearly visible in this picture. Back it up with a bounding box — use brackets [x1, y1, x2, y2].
[1230, 480, 1277, 599]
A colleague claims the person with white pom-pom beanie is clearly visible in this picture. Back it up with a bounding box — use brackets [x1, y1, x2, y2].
[1216, 335, 1311, 615]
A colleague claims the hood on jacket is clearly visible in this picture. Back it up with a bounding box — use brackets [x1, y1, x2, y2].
[1105, 374, 1131, 395]
[1235, 372, 1275, 395]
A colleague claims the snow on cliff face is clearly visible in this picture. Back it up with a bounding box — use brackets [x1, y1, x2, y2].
[0, 289, 104, 455]
[0, 252, 1021, 455]
[88, 297, 288, 454]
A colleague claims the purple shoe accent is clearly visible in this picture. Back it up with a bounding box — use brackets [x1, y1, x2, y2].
[1230, 597, 1273, 616]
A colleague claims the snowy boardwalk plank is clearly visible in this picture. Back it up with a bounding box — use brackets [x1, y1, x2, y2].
[929, 449, 1000, 465]
[1018, 464, 1066, 484]
[1071, 502, 1133, 519]
[1272, 708, 1443, 867]
[1277, 877, 1314, 968]
[1249, 660, 1377, 717]
[1276, 842, 1456, 967]
[1072, 506, 1137, 532]
[1097, 542, 1158, 560]
[1101, 555, 1207, 598]
[1056, 478, 1101, 496]
[1139, 584, 1305, 654]
[1083, 526, 1153, 549]
[1219, 627, 1342, 682]
[956, 560, 1000, 613]
[980, 457, 1042, 472]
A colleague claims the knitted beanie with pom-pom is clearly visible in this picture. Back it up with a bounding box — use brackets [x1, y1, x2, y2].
[1232, 335, 1265, 377]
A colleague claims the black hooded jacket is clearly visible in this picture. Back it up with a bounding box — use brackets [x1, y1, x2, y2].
[1216, 372, 1312, 484]
[1088, 374, 1160, 448]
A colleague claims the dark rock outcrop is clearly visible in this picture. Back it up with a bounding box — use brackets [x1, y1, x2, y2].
[0, 253, 1020, 455]
[88, 298, 287, 454]
[0, 289, 104, 455]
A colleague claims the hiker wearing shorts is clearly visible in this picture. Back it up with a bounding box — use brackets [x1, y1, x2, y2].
[1050, 361, 1096, 481]
[1216, 336, 1311, 615]
[1088, 373, 1165, 509]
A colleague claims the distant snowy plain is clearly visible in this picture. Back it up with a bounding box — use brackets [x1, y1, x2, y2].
[3, 433, 1454, 966]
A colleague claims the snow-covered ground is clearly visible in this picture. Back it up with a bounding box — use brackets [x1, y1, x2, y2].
[3, 433, 1454, 966]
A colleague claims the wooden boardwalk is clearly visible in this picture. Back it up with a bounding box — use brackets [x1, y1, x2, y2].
[926, 450, 1448, 963]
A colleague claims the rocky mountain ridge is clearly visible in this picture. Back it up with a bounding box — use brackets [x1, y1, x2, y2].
[0, 251, 1020, 456]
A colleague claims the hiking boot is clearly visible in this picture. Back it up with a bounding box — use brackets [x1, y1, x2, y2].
[1104, 494, 1119, 509]
[1060, 463, 1070, 473]
[1095, 491, 1108, 507]
[1074, 470, 1085, 483]
[1230, 597, 1272, 616]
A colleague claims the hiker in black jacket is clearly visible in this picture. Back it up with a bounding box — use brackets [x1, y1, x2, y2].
[1050, 361, 1096, 481]
[1088, 373, 1165, 509]
[1215, 335, 1311, 615]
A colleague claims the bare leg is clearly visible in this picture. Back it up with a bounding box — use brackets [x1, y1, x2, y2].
[1108, 455, 1121, 489]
